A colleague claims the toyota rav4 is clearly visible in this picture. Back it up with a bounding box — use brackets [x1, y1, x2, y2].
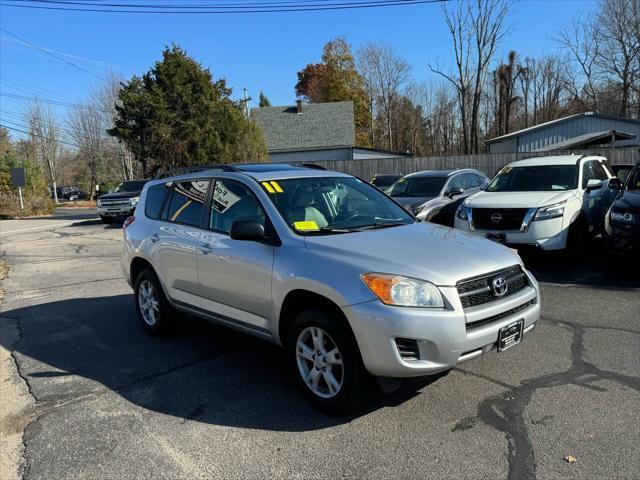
[122, 163, 540, 412]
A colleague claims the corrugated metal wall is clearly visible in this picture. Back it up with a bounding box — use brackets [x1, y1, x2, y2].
[488, 116, 640, 153]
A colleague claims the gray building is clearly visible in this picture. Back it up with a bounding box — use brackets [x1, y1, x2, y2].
[252, 100, 412, 162]
[486, 112, 640, 154]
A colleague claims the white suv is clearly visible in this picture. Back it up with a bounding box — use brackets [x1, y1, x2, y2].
[454, 155, 618, 251]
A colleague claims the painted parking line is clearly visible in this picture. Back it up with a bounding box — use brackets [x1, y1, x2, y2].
[0, 221, 77, 236]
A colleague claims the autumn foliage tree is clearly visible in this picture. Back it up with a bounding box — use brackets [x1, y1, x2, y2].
[296, 37, 371, 146]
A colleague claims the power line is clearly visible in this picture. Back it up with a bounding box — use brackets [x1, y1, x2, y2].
[0, 0, 446, 14]
[0, 92, 110, 113]
[0, 28, 104, 78]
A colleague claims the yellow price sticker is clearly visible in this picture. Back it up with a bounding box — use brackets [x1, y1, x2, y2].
[270, 181, 284, 193]
[261, 182, 275, 193]
[294, 221, 319, 231]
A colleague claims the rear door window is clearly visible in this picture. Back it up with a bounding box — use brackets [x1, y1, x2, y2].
[144, 183, 171, 219]
[164, 180, 210, 227]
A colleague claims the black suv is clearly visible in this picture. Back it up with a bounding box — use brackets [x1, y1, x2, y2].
[605, 161, 640, 256]
[97, 180, 148, 224]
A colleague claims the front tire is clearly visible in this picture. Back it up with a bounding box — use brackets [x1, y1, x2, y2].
[288, 309, 373, 414]
[566, 214, 588, 256]
[134, 269, 174, 334]
[100, 215, 113, 224]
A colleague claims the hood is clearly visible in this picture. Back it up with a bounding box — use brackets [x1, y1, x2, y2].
[99, 191, 141, 200]
[390, 196, 437, 210]
[613, 189, 640, 212]
[464, 190, 575, 209]
[303, 222, 521, 286]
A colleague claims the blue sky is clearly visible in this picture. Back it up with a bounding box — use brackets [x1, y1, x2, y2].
[1, 0, 596, 142]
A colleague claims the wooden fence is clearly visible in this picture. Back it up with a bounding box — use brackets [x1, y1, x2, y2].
[300, 149, 639, 179]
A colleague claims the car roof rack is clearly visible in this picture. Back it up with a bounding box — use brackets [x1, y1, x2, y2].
[154, 164, 238, 179]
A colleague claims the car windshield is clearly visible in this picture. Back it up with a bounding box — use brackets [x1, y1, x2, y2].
[263, 176, 414, 234]
[387, 176, 447, 197]
[114, 181, 146, 193]
[625, 165, 640, 191]
[487, 165, 578, 192]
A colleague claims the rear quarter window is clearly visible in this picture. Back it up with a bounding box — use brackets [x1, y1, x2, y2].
[144, 183, 170, 219]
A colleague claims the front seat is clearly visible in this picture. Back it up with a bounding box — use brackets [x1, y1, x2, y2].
[287, 191, 328, 228]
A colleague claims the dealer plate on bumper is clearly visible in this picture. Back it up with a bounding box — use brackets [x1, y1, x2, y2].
[486, 232, 506, 244]
[497, 319, 524, 352]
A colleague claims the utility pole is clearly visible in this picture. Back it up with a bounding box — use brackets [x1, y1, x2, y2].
[242, 88, 252, 119]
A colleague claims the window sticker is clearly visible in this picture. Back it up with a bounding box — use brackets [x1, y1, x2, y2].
[174, 180, 208, 204]
[502, 166, 512, 173]
[261, 181, 275, 193]
[212, 181, 241, 214]
[293, 220, 319, 231]
[270, 181, 284, 193]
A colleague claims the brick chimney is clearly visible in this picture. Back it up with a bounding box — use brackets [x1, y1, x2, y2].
[296, 99, 303, 114]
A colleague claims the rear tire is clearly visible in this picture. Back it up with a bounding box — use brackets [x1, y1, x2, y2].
[288, 309, 373, 414]
[134, 268, 175, 334]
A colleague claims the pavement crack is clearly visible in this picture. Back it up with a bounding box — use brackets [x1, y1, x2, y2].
[453, 316, 640, 480]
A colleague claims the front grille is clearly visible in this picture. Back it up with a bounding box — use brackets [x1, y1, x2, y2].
[466, 300, 534, 330]
[100, 199, 129, 206]
[457, 265, 528, 309]
[395, 338, 420, 361]
[473, 208, 528, 230]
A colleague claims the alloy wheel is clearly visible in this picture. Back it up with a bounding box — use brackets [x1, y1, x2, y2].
[296, 326, 344, 399]
[138, 279, 160, 326]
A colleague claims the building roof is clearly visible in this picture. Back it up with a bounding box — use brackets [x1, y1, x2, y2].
[252, 101, 356, 152]
[532, 130, 636, 152]
[486, 112, 640, 144]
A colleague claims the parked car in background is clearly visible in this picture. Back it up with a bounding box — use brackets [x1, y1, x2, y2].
[52, 186, 89, 201]
[97, 179, 148, 224]
[605, 160, 639, 256]
[454, 155, 619, 251]
[387, 169, 490, 226]
[370, 173, 402, 192]
[122, 163, 540, 412]
[611, 164, 633, 184]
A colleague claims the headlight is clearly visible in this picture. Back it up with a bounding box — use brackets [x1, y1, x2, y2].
[455, 204, 470, 221]
[361, 273, 445, 308]
[533, 201, 565, 221]
[129, 196, 140, 206]
[610, 210, 635, 223]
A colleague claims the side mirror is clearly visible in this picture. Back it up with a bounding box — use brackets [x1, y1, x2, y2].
[230, 220, 266, 241]
[448, 187, 464, 199]
[608, 177, 622, 190]
[586, 179, 604, 190]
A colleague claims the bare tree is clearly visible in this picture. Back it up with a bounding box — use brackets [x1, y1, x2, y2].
[596, 0, 640, 116]
[557, 14, 601, 111]
[68, 103, 104, 199]
[93, 73, 135, 180]
[431, 0, 511, 153]
[357, 42, 410, 150]
[27, 101, 61, 203]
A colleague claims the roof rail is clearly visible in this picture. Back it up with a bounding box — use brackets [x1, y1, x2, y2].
[154, 164, 238, 179]
[296, 162, 327, 170]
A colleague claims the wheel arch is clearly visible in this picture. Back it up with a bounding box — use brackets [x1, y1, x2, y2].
[278, 289, 357, 349]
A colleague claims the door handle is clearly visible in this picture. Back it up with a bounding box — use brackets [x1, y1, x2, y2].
[150, 233, 159, 243]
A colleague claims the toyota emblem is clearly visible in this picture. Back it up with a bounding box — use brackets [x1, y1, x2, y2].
[491, 276, 508, 297]
[490, 212, 503, 223]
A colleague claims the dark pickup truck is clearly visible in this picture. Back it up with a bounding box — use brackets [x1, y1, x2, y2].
[97, 180, 147, 224]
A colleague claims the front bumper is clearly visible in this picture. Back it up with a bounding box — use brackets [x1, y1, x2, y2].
[342, 277, 540, 378]
[97, 206, 135, 218]
[454, 216, 568, 251]
[605, 222, 640, 255]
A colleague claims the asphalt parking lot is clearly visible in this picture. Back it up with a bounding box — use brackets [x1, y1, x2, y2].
[0, 218, 638, 480]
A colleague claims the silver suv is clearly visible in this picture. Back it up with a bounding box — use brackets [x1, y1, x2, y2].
[122, 163, 540, 412]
